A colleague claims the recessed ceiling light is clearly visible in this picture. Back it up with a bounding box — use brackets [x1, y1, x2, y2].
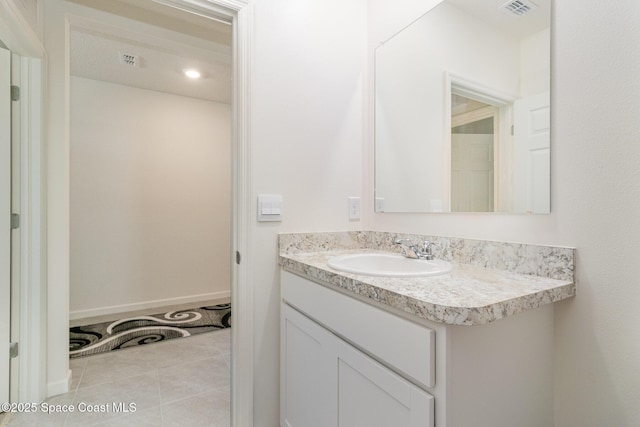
[184, 69, 201, 79]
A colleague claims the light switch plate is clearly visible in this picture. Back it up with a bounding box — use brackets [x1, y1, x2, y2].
[258, 194, 283, 222]
[348, 197, 360, 220]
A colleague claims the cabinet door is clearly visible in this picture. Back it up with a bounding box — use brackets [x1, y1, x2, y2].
[337, 341, 434, 427]
[281, 304, 338, 427]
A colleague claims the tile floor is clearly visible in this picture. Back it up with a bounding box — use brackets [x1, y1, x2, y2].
[1, 303, 231, 427]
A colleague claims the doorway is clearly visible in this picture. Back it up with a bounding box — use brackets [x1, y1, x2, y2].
[39, 0, 253, 422]
[66, 7, 233, 423]
[445, 73, 517, 213]
[67, 20, 232, 331]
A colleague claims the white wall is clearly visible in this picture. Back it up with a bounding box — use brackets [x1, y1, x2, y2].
[70, 76, 230, 318]
[367, 0, 640, 426]
[250, 0, 367, 424]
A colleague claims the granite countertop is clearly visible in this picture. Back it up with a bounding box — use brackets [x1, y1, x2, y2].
[279, 232, 576, 326]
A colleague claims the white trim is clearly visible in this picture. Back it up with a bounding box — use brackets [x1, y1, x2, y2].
[45, 1, 72, 399]
[69, 291, 232, 320]
[231, 4, 254, 427]
[151, 0, 235, 23]
[18, 57, 47, 403]
[1, 44, 11, 408]
[442, 73, 453, 212]
[47, 370, 72, 398]
[0, 2, 47, 404]
[448, 73, 517, 106]
[9, 51, 20, 405]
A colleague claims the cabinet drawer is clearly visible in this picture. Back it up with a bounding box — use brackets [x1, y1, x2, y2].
[281, 270, 435, 389]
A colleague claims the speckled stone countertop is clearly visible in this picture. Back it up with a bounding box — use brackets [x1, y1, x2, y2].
[279, 231, 576, 326]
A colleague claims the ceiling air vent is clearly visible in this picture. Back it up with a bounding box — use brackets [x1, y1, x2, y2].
[118, 52, 139, 67]
[499, 0, 538, 16]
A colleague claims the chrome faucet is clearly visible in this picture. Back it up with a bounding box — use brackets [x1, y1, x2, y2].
[394, 238, 439, 260]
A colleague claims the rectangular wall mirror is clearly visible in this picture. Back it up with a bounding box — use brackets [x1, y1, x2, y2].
[375, 0, 551, 214]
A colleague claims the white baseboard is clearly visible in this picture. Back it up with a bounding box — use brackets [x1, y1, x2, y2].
[47, 369, 71, 398]
[69, 291, 231, 321]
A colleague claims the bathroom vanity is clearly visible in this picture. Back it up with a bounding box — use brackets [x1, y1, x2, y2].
[279, 231, 575, 427]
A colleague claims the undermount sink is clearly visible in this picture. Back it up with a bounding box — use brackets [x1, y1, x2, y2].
[327, 253, 452, 278]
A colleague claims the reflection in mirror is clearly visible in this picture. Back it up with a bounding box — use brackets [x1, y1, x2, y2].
[451, 99, 497, 212]
[375, 0, 551, 214]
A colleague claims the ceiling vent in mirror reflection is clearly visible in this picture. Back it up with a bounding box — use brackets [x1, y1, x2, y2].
[499, 0, 538, 16]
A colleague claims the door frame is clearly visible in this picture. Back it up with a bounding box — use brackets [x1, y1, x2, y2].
[2, 0, 255, 424]
[443, 72, 516, 212]
[62, 2, 254, 422]
[1, 41, 12, 407]
[0, 2, 47, 404]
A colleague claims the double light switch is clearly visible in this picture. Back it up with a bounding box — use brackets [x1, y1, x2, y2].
[258, 194, 283, 222]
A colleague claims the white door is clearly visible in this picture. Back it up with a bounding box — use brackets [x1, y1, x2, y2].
[451, 133, 494, 212]
[513, 92, 551, 213]
[0, 45, 11, 406]
[337, 341, 434, 427]
[280, 304, 338, 427]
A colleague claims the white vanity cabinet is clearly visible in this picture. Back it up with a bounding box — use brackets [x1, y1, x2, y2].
[280, 269, 555, 427]
[281, 270, 434, 427]
[281, 303, 434, 427]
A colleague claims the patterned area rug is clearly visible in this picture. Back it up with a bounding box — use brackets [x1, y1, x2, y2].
[69, 303, 231, 358]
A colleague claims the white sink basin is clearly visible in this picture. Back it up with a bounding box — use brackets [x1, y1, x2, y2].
[327, 253, 452, 278]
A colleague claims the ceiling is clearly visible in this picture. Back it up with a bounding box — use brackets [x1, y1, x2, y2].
[69, 0, 548, 104]
[69, 0, 232, 104]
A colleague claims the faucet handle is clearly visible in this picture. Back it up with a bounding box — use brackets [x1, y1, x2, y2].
[421, 240, 441, 256]
[394, 238, 418, 259]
